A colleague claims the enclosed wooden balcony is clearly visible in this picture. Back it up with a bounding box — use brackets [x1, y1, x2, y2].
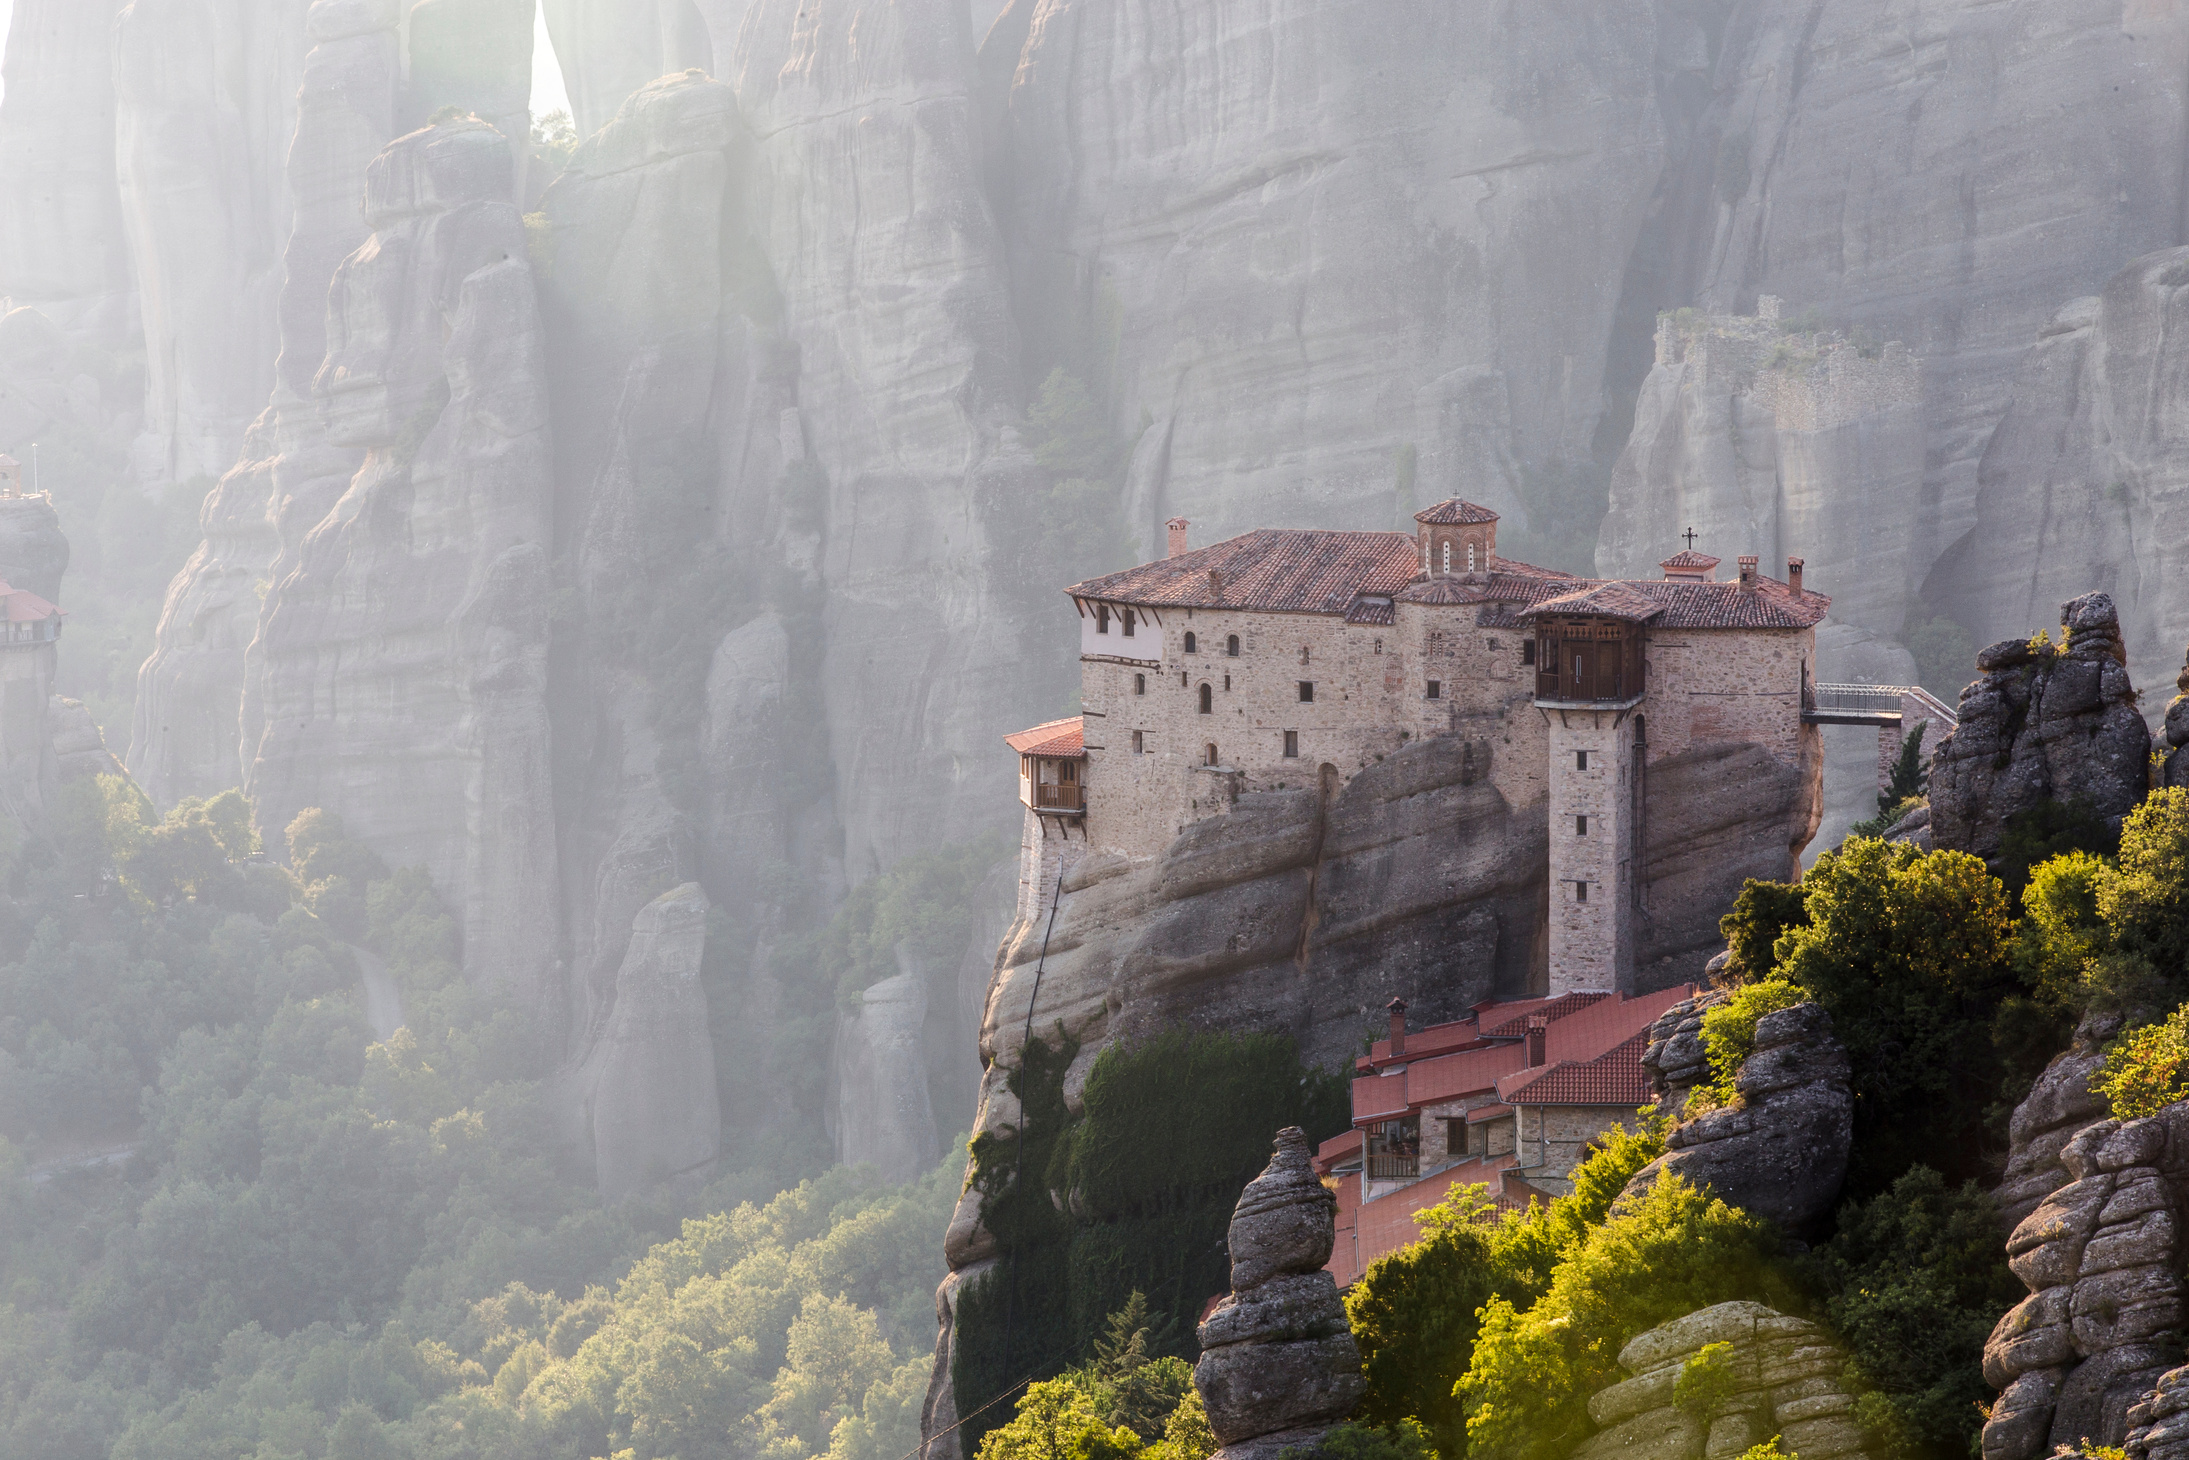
[1005, 716, 1087, 817]
[1533, 617, 1647, 705]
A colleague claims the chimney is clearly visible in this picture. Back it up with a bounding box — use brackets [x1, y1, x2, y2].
[1525, 1017, 1546, 1067]
[1386, 998, 1408, 1058]
[1167, 518, 1190, 558]
[1786, 557, 1804, 596]
[1737, 555, 1759, 592]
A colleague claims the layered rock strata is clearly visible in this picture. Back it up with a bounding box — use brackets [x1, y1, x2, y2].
[2128, 1367, 2189, 1460]
[1984, 1110, 2189, 1459]
[1192, 1127, 1364, 1460]
[131, 0, 402, 804]
[1930, 593, 2151, 867]
[577, 882, 719, 1199]
[1638, 988, 1723, 1116]
[244, 118, 559, 1015]
[1618, 1002, 1852, 1235]
[1573, 1301, 1880, 1460]
[831, 969, 940, 1184]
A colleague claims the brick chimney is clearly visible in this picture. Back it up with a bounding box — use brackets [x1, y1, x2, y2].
[1167, 518, 1190, 558]
[1386, 998, 1408, 1057]
[1738, 555, 1759, 592]
[1525, 1017, 1546, 1067]
[1786, 557, 1804, 596]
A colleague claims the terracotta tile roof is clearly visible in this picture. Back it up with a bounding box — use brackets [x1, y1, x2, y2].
[1503, 1032, 1655, 1106]
[1477, 993, 1609, 1039]
[1659, 550, 1722, 575]
[1527, 581, 1666, 622]
[1003, 717, 1084, 757]
[1523, 576, 1829, 630]
[1414, 498, 1501, 525]
[0, 581, 61, 622]
[1352, 1071, 1413, 1122]
[1536, 984, 1694, 1068]
[1068, 530, 1421, 615]
[1345, 597, 1395, 626]
[1326, 1154, 1522, 1287]
[1400, 1041, 1530, 1107]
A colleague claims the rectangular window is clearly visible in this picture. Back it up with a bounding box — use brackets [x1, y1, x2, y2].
[1283, 730, 1299, 758]
[1122, 609, 1135, 637]
[1134, 674, 1145, 695]
[1366, 1115, 1420, 1181]
[1298, 681, 1314, 703]
[1425, 680, 1441, 699]
[1132, 730, 1144, 754]
[1223, 674, 1231, 691]
[1444, 1118, 1470, 1158]
[1576, 750, 1589, 770]
[1522, 639, 1536, 666]
[1576, 880, 1589, 903]
[1096, 604, 1110, 634]
[1576, 815, 1588, 836]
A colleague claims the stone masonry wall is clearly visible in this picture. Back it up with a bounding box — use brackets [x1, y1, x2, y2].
[1546, 709, 1638, 993]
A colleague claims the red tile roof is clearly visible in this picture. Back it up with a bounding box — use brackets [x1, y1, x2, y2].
[1526, 581, 1666, 623]
[1327, 1154, 1522, 1287]
[1003, 717, 1084, 757]
[0, 581, 61, 622]
[1068, 530, 1421, 615]
[1503, 1031, 1656, 1106]
[1659, 550, 1722, 575]
[1344, 597, 1396, 626]
[1524, 576, 1828, 630]
[1414, 498, 1501, 525]
[1477, 993, 1610, 1040]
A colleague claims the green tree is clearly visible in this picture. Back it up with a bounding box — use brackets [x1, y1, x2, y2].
[2096, 788, 2189, 1001]
[1719, 878, 1810, 983]
[1997, 798, 2118, 900]
[1879, 722, 1928, 816]
[1692, 981, 1806, 1109]
[1773, 840, 2017, 1192]
[1145, 1389, 1215, 1460]
[975, 1380, 1143, 1460]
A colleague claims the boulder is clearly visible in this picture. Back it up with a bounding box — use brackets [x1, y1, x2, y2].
[1192, 1128, 1364, 1459]
[1930, 593, 2151, 867]
[1617, 1003, 1852, 1234]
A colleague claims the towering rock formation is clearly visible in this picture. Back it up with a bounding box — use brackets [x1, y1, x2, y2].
[1929, 593, 2151, 866]
[113, 0, 313, 488]
[131, 0, 402, 806]
[579, 882, 720, 1199]
[0, 0, 136, 350]
[732, 0, 1043, 880]
[1192, 1127, 1364, 1460]
[244, 118, 559, 1015]
[1669, 1, 2189, 566]
[993, 0, 1674, 549]
[405, 0, 537, 190]
[542, 0, 714, 137]
[832, 969, 939, 1183]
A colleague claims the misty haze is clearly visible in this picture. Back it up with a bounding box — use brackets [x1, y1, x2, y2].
[6, 5, 2189, 1460]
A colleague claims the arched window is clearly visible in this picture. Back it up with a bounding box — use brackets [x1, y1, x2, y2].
[1226, 634, 1240, 657]
[1205, 743, 1219, 766]
[1441, 541, 1451, 574]
[1184, 631, 1197, 654]
[1198, 683, 1213, 714]
[1468, 542, 1478, 571]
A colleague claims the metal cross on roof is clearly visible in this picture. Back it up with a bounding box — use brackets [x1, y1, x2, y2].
[1682, 527, 1699, 549]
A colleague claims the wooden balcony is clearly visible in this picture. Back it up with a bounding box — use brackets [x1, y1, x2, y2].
[1028, 780, 1084, 813]
[1365, 1152, 1420, 1181]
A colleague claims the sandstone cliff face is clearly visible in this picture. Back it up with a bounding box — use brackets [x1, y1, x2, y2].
[130, 0, 401, 805]
[542, 0, 714, 137]
[994, 0, 1673, 548]
[1574, 1301, 1882, 1460]
[244, 118, 559, 1016]
[0, 0, 136, 350]
[114, 0, 312, 488]
[1193, 1127, 1363, 1460]
[579, 882, 720, 1200]
[1930, 593, 2151, 867]
[831, 970, 939, 1184]
[1933, 249, 2189, 689]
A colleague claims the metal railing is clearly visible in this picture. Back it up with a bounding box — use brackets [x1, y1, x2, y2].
[1809, 683, 1910, 713]
[1365, 1153, 1420, 1181]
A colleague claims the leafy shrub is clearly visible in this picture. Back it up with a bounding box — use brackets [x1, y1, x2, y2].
[974, 1379, 1143, 1460]
[1673, 1341, 1740, 1420]
[1801, 1166, 2019, 1460]
[1286, 1419, 1438, 1460]
[1997, 798, 2118, 900]
[1692, 981, 1805, 1110]
[1457, 1174, 1790, 1460]
[2096, 1006, 2189, 1118]
[1719, 878, 1810, 983]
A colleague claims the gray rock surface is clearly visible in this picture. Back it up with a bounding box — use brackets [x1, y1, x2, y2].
[1573, 1301, 1881, 1460]
[113, 0, 311, 487]
[404, 0, 534, 191]
[581, 883, 720, 1200]
[2127, 1365, 2189, 1460]
[244, 118, 560, 1016]
[1983, 1110, 2189, 1460]
[832, 970, 940, 1184]
[1639, 988, 1724, 1114]
[49, 697, 120, 784]
[1192, 1127, 1363, 1459]
[130, 0, 401, 804]
[0, 492, 70, 604]
[1618, 1001, 1852, 1234]
[0, 0, 136, 349]
[1930, 593, 2151, 867]
[541, 0, 714, 137]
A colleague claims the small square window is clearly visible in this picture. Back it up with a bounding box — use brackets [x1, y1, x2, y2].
[1576, 750, 1589, 770]
[1426, 680, 1441, 700]
[1134, 673, 1145, 695]
[1132, 730, 1144, 754]
[1298, 681, 1314, 703]
[1576, 881, 1589, 903]
[1576, 815, 1588, 836]
[1283, 730, 1299, 758]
